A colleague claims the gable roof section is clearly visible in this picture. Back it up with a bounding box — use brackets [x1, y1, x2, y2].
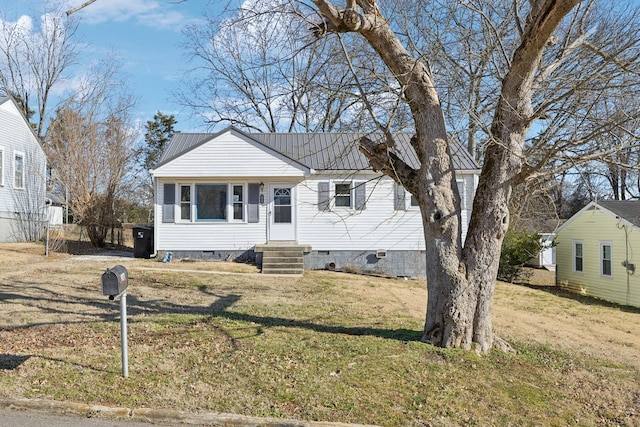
[557, 200, 640, 233]
[154, 126, 480, 173]
[0, 96, 45, 157]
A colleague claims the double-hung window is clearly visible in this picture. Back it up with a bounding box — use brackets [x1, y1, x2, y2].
[573, 240, 583, 273]
[14, 152, 24, 189]
[600, 242, 612, 277]
[334, 182, 352, 207]
[233, 185, 244, 220]
[180, 185, 191, 221]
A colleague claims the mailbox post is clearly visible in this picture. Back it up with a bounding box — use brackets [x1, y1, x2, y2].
[101, 265, 129, 378]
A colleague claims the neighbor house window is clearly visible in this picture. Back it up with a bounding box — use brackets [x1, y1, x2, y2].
[573, 241, 583, 273]
[14, 152, 24, 189]
[180, 185, 191, 221]
[233, 185, 244, 220]
[600, 242, 612, 277]
[410, 195, 419, 207]
[334, 182, 351, 207]
[196, 184, 227, 220]
[0, 147, 4, 186]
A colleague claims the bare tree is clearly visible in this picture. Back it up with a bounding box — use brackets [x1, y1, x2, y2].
[178, 2, 412, 132]
[0, 7, 79, 138]
[305, 0, 640, 352]
[44, 61, 138, 248]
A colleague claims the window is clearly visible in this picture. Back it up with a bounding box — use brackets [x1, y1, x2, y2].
[600, 242, 612, 277]
[180, 185, 191, 221]
[233, 185, 244, 220]
[196, 184, 227, 220]
[0, 147, 4, 186]
[14, 152, 24, 189]
[573, 241, 583, 273]
[410, 195, 419, 207]
[335, 182, 351, 207]
[273, 187, 292, 223]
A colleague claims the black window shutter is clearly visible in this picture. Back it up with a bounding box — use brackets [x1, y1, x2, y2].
[248, 183, 260, 223]
[163, 183, 175, 223]
[318, 181, 330, 211]
[354, 182, 366, 210]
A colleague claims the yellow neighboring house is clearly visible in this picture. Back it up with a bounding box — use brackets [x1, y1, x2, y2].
[556, 200, 640, 308]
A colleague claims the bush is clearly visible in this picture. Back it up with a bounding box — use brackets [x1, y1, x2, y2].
[498, 228, 543, 283]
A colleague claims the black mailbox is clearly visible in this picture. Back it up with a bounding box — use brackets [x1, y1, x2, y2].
[102, 265, 129, 297]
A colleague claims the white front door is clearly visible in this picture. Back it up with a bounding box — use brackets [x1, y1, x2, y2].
[268, 184, 296, 241]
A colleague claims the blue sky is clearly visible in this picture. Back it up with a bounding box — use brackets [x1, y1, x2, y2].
[0, 0, 230, 132]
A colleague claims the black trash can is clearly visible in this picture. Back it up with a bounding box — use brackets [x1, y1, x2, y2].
[132, 226, 154, 258]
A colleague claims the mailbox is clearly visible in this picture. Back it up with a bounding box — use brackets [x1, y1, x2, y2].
[102, 265, 129, 297]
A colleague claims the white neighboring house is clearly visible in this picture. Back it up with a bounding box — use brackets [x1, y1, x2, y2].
[151, 127, 480, 277]
[0, 96, 48, 243]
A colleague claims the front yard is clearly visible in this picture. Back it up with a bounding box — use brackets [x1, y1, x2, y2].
[0, 243, 638, 426]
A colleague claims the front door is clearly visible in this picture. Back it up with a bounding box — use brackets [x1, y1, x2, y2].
[269, 184, 296, 241]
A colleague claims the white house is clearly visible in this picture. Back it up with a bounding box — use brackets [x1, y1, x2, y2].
[0, 97, 48, 243]
[151, 127, 480, 276]
[556, 200, 640, 308]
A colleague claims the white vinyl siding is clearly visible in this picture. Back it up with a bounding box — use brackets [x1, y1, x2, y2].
[0, 99, 47, 243]
[153, 130, 308, 178]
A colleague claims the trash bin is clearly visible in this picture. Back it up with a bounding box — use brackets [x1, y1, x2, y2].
[132, 226, 154, 258]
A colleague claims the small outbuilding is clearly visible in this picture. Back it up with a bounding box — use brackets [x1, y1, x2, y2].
[555, 200, 640, 308]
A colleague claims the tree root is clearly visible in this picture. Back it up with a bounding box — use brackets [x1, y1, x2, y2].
[492, 335, 516, 353]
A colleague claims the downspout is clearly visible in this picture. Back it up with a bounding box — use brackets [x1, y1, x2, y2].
[149, 170, 158, 259]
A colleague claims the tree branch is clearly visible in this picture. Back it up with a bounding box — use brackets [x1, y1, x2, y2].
[66, 0, 98, 16]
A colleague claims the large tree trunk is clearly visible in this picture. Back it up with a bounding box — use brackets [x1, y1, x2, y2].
[313, 0, 582, 352]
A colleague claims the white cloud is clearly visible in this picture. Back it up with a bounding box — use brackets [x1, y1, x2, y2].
[64, 0, 190, 30]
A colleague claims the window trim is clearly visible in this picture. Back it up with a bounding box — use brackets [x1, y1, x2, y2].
[599, 241, 613, 278]
[334, 181, 352, 208]
[572, 240, 584, 273]
[13, 150, 25, 189]
[232, 184, 245, 221]
[179, 184, 192, 222]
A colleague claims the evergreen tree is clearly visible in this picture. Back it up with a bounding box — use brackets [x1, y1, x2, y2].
[143, 111, 177, 171]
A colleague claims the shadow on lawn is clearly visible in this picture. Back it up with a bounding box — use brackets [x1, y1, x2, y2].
[0, 282, 423, 343]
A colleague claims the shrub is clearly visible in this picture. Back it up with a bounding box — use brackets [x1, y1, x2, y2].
[498, 228, 543, 283]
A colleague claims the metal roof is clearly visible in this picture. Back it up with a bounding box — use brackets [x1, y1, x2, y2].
[154, 127, 480, 172]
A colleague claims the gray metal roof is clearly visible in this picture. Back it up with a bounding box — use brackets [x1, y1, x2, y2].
[154, 126, 480, 172]
[598, 200, 640, 227]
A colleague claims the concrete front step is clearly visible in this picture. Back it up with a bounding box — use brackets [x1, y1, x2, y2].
[261, 268, 304, 275]
[256, 242, 310, 275]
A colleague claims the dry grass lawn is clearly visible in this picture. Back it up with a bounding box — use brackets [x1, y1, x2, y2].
[0, 242, 638, 426]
